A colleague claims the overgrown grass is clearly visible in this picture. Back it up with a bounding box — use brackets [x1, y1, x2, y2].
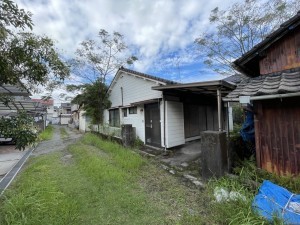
[38, 125, 54, 141]
[0, 133, 208, 225]
[60, 127, 69, 139]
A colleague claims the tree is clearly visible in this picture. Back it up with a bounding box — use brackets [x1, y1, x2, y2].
[195, 0, 300, 76]
[0, 0, 70, 91]
[0, 111, 37, 150]
[69, 29, 137, 124]
[72, 29, 137, 84]
[0, 0, 70, 149]
[70, 81, 111, 124]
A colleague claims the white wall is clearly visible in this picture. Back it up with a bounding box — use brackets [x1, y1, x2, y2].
[60, 116, 70, 125]
[79, 110, 91, 132]
[109, 72, 163, 107]
[165, 101, 185, 148]
[122, 105, 145, 142]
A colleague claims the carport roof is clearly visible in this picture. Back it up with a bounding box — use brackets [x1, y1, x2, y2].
[0, 84, 30, 96]
[0, 84, 46, 115]
[152, 80, 236, 97]
[0, 98, 46, 116]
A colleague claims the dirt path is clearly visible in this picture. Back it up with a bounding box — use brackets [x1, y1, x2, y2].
[32, 125, 83, 156]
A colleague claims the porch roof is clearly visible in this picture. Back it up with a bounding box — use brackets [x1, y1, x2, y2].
[152, 80, 236, 97]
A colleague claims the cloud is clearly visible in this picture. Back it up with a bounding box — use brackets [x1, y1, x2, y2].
[16, 0, 239, 99]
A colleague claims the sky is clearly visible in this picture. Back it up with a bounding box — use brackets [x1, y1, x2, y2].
[15, 0, 239, 103]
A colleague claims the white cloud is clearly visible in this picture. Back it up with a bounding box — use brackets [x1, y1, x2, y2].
[16, 0, 240, 100]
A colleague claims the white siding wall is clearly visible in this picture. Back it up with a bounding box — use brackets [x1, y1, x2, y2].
[109, 72, 163, 107]
[106, 72, 165, 144]
[165, 101, 185, 148]
[123, 105, 145, 142]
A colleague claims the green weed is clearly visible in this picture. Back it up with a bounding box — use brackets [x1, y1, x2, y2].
[38, 125, 54, 141]
[59, 127, 69, 139]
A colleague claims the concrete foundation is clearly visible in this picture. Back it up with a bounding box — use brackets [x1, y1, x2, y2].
[201, 131, 228, 179]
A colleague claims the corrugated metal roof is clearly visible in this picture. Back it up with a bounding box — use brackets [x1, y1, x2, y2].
[0, 84, 30, 96]
[225, 71, 300, 99]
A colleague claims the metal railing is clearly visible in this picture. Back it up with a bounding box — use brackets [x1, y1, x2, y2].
[90, 124, 122, 138]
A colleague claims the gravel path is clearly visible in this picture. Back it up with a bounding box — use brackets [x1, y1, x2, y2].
[32, 125, 83, 156]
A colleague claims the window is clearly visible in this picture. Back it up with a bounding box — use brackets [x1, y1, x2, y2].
[109, 109, 120, 127]
[122, 108, 127, 117]
[129, 106, 137, 114]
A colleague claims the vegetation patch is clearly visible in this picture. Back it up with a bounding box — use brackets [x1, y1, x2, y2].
[0, 133, 207, 224]
[59, 127, 69, 139]
[38, 125, 54, 141]
[1, 132, 295, 224]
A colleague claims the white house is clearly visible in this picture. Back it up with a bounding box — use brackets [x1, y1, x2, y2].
[103, 67, 236, 149]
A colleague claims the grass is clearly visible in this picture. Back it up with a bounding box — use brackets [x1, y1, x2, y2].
[38, 125, 54, 141]
[60, 127, 69, 139]
[0, 133, 207, 225]
[1, 132, 292, 224]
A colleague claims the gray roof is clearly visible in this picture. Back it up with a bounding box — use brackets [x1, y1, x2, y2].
[119, 67, 178, 85]
[223, 74, 243, 84]
[225, 71, 300, 99]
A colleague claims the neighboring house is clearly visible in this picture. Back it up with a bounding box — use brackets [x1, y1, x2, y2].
[52, 106, 60, 124]
[224, 11, 300, 175]
[69, 104, 80, 129]
[59, 103, 72, 125]
[60, 103, 72, 114]
[32, 98, 54, 124]
[103, 67, 235, 148]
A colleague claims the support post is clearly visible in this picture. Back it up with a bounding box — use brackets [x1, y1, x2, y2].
[217, 88, 222, 131]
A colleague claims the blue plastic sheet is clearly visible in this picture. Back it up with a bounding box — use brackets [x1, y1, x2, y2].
[240, 110, 255, 143]
[253, 180, 300, 224]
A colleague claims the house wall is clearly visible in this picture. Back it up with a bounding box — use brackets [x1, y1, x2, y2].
[122, 105, 145, 142]
[259, 26, 300, 75]
[165, 101, 185, 148]
[79, 110, 91, 132]
[60, 116, 70, 125]
[109, 71, 163, 107]
[254, 97, 300, 175]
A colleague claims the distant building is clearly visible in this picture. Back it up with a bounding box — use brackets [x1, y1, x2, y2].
[31, 98, 54, 124]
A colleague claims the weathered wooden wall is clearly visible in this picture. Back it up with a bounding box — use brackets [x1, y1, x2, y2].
[259, 27, 300, 75]
[254, 98, 300, 175]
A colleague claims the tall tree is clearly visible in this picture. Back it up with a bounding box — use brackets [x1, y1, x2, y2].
[69, 29, 137, 124]
[0, 0, 70, 149]
[0, 0, 69, 91]
[70, 81, 111, 124]
[195, 0, 300, 75]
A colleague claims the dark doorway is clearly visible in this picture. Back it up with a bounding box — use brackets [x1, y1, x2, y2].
[184, 104, 200, 138]
[145, 103, 161, 147]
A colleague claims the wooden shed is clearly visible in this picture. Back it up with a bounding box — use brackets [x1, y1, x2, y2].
[224, 11, 300, 175]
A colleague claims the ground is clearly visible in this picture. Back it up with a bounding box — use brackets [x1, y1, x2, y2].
[0, 126, 213, 225]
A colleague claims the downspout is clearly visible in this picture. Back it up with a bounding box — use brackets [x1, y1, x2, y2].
[227, 102, 230, 138]
[121, 87, 123, 106]
[163, 96, 166, 151]
[217, 88, 222, 131]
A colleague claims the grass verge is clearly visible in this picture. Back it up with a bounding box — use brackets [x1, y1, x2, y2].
[0, 133, 207, 225]
[60, 127, 69, 139]
[38, 125, 54, 141]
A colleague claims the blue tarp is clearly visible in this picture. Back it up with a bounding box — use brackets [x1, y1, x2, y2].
[240, 110, 255, 143]
[253, 180, 300, 224]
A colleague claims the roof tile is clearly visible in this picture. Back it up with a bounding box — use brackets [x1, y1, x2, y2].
[226, 71, 300, 99]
